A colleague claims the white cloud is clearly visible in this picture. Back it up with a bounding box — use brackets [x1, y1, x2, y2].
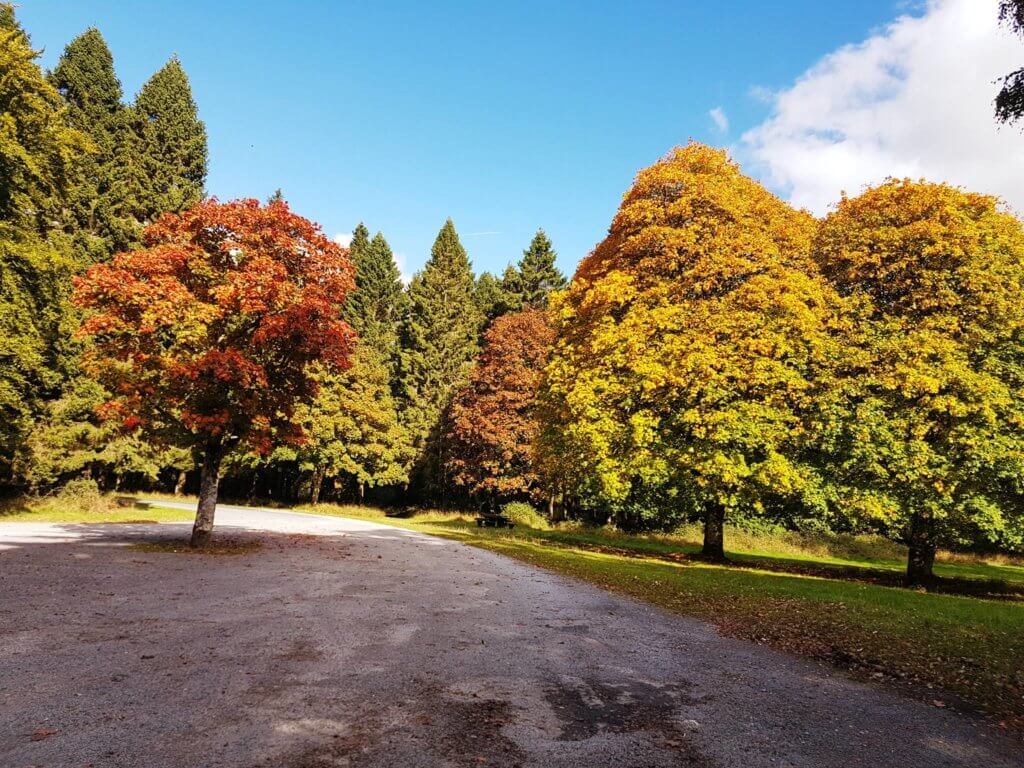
[742, 0, 1024, 216]
[393, 252, 413, 285]
[709, 107, 729, 133]
[334, 232, 353, 248]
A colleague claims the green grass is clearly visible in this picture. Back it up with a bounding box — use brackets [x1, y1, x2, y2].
[300, 503, 1024, 723]
[0, 493, 192, 524]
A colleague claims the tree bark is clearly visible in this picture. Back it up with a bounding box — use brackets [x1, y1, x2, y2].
[358, 481, 365, 505]
[702, 504, 726, 561]
[174, 469, 187, 496]
[310, 466, 325, 505]
[190, 439, 223, 548]
[906, 510, 936, 586]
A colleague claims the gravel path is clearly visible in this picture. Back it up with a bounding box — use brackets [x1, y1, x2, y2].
[0, 502, 1020, 767]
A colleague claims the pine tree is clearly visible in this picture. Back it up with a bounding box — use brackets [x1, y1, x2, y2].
[474, 268, 518, 323]
[345, 231, 407, 382]
[0, 9, 90, 232]
[400, 219, 483, 498]
[50, 27, 140, 258]
[516, 229, 566, 307]
[133, 56, 207, 217]
[0, 5, 89, 475]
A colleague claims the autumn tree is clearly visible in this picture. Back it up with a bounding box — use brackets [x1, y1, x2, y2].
[74, 199, 355, 546]
[399, 219, 482, 499]
[446, 307, 555, 503]
[295, 345, 411, 504]
[815, 180, 1024, 584]
[538, 144, 842, 555]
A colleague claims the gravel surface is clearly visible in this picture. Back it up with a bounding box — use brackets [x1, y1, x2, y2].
[1, 502, 1021, 767]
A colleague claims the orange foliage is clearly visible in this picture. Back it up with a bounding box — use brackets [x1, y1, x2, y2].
[445, 308, 556, 499]
[74, 198, 356, 453]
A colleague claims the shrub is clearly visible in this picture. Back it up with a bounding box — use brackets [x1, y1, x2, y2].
[501, 501, 550, 529]
[32, 478, 109, 516]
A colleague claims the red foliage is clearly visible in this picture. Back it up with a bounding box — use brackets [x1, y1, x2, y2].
[74, 198, 356, 453]
[445, 308, 556, 498]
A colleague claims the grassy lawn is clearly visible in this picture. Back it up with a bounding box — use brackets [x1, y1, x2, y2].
[299, 503, 1024, 725]
[0, 495, 192, 524]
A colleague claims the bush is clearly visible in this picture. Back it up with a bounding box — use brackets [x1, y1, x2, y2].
[30, 477, 110, 516]
[502, 502, 550, 530]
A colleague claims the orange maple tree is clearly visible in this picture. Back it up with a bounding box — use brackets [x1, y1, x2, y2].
[74, 199, 356, 545]
[445, 307, 556, 503]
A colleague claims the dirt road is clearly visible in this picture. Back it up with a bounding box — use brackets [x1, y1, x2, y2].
[1, 503, 1020, 767]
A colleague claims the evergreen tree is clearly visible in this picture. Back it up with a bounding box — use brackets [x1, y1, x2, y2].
[0, 9, 90, 232]
[345, 231, 407, 382]
[400, 219, 483, 498]
[267, 188, 285, 205]
[133, 56, 207, 217]
[0, 5, 88, 475]
[474, 268, 518, 323]
[296, 346, 412, 504]
[515, 228, 566, 307]
[50, 27, 139, 258]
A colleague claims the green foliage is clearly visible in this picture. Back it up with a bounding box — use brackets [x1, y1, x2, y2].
[513, 228, 566, 307]
[344, 228, 407, 383]
[816, 180, 1024, 580]
[400, 218, 483, 497]
[13, 375, 188, 490]
[0, 234, 77, 473]
[474, 269, 517, 322]
[501, 501, 550, 529]
[296, 345, 412, 500]
[133, 56, 207, 216]
[475, 231, 566, 324]
[0, 9, 91, 232]
[50, 27, 141, 257]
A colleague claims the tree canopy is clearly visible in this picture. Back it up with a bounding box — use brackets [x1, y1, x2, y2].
[815, 179, 1024, 582]
[400, 218, 482, 498]
[74, 198, 356, 544]
[446, 307, 555, 500]
[539, 144, 843, 554]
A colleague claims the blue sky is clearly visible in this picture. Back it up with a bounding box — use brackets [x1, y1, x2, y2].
[20, 1, 980, 279]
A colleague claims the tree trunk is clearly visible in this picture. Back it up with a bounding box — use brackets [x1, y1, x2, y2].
[702, 504, 726, 561]
[310, 466, 325, 505]
[906, 510, 936, 586]
[190, 440, 223, 548]
[174, 469, 187, 496]
[358, 481, 365, 505]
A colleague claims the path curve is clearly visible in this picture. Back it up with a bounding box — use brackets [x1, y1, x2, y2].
[0, 501, 1020, 767]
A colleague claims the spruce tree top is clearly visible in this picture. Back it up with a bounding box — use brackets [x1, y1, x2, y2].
[135, 56, 207, 208]
[50, 28, 122, 130]
[431, 218, 470, 269]
[349, 222, 371, 260]
[517, 228, 566, 306]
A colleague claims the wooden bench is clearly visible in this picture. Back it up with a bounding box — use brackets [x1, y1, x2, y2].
[475, 513, 515, 529]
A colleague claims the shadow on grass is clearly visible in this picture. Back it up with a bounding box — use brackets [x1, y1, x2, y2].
[417, 519, 1024, 601]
